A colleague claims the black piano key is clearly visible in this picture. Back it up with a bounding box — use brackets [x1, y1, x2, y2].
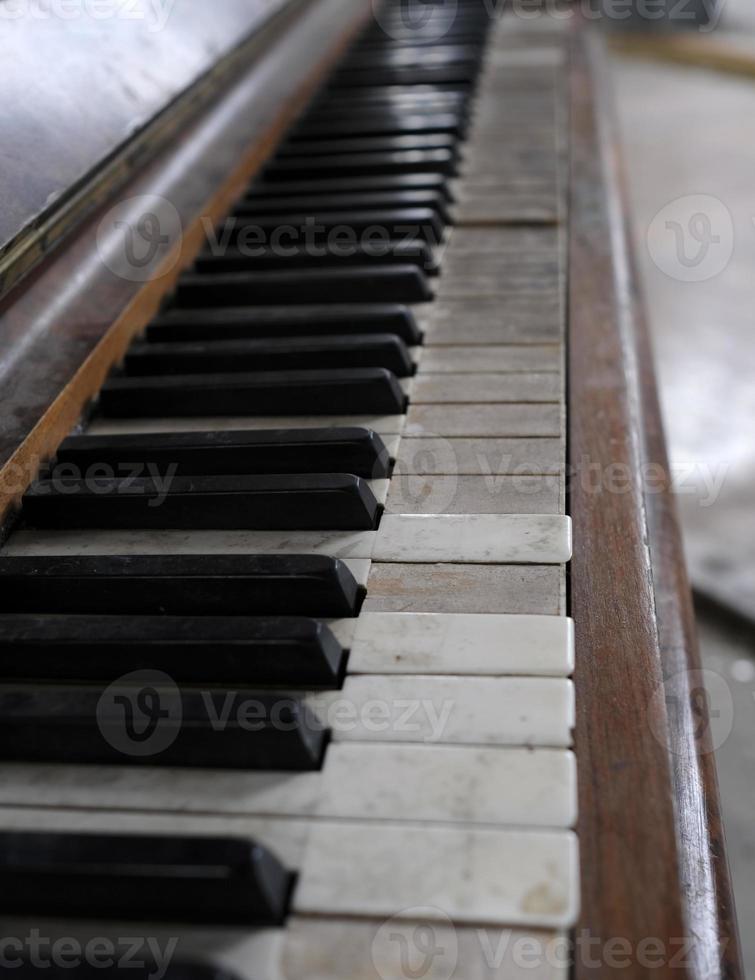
[124, 335, 415, 378]
[0, 687, 326, 770]
[0, 614, 346, 687]
[219, 208, 445, 246]
[52, 427, 391, 480]
[99, 368, 407, 417]
[0, 686, 326, 770]
[275, 133, 458, 157]
[328, 66, 476, 87]
[56, 426, 393, 478]
[0, 555, 363, 617]
[147, 304, 422, 344]
[246, 174, 453, 202]
[263, 148, 457, 179]
[24, 473, 381, 532]
[172, 266, 433, 305]
[194, 241, 438, 275]
[289, 110, 465, 138]
[0, 832, 292, 924]
[235, 189, 451, 222]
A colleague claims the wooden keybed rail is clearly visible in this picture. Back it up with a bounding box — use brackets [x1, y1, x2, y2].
[569, 26, 743, 980]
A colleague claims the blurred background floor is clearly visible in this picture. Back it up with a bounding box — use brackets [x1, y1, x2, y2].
[610, 11, 755, 964]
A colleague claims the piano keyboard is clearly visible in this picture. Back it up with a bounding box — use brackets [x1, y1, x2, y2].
[0, 4, 576, 978]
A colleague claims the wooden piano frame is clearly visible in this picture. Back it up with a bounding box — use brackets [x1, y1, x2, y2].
[0, 3, 744, 975]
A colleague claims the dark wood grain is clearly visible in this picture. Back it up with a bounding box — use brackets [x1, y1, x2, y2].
[570, 28, 743, 978]
[0, 0, 371, 530]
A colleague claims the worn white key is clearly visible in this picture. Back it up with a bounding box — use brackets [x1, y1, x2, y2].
[406, 404, 562, 438]
[5, 528, 377, 560]
[339, 612, 574, 677]
[412, 373, 561, 404]
[419, 345, 561, 374]
[385, 473, 561, 514]
[281, 918, 570, 980]
[373, 515, 572, 564]
[295, 822, 580, 929]
[0, 806, 579, 927]
[87, 415, 406, 436]
[396, 436, 563, 475]
[0, 915, 569, 980]
[0, 806, 312, 868]
[0, 744, 576, 828]
[365, 562, 565, 615]
[417, 298, 561, 345]
[307, 675, 575, 747]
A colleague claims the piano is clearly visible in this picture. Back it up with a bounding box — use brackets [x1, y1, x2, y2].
[0, 1, 743, 977]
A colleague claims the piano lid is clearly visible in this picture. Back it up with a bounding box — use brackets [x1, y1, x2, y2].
[0, 0, 294, 292]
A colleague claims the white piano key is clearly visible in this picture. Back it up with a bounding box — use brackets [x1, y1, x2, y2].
[343, 612, 575, 677]
[0, 744, 577, 828]
[0, 915, 569, 980]
[281, 917, 570, 980]
[295, 822, 580, 929]
[365, 563, 565, 615]
[385, 473, 561, 514]
[307, 675, 575, 747]
[373, 515, 572, 564]
[86, 414, 407, 436]
[0, 806, 312, 868]
[405, 404, 562, 438]
[419, 345, 561, 374]
[395, 436, 563, 475]
[317, 744, 577, 828]
[2, 531, 376, 574]
[412, 373, 561, 404]
[0, 806, 580, 927]
[417, 298, 561, 345]
[5, 528, 377, 559]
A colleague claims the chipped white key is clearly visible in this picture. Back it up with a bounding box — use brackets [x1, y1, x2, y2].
[295, 822, 580, 929]
[373, 514, 572, 563]
[0, 744, 576, 828]
[87, 415, 406, 437]
[307, 675, 575, 747]
[339, 612, 574, 676]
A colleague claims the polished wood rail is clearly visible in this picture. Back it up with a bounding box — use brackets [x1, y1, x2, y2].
[569, 27, 743, 980]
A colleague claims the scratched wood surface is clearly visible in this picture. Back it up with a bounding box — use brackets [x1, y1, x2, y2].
[569, 28, 743, 980]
